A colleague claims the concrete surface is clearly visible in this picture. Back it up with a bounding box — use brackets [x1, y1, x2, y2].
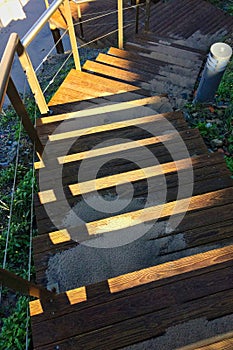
[0, 0, 70, 102]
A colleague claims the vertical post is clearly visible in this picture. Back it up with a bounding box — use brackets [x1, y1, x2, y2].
[135, 0, 140, 34]
[77, 4, 84, 39]
[64, 0, 81, 71]
[16, 41, 49, 115]
[118, 0, 123, 49]
[51, 27, 65, 54]
[44, 0, 64, 54]
[194, 43, 232, 104]
[145, 0, 151, 32]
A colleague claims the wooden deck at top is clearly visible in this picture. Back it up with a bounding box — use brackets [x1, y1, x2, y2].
[30, 12, 233, 350]
[51, 0, 233, 48]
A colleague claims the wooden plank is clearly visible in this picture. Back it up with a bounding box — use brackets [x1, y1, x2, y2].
[125, 42, 201, 69]
[33, 216, 233, 290]
[132, 36, 202, 60]
[33, 187, 233, 275]
[59, 187, 233, 236]
[96, 53, 195, 88]
[0, 267, 54, 299]
[36, 129, 203, 180]
[179, 333, 233, 350]
[135, 33, 206, 55]
[32, 290, 233, 349]
[108, 46, 199, 75]
[83, 60, 194, 97]
[30, 259, 233, 325]
[68, 154, 230, 196]
[31, 264, 233, 348]
[34, 188, 232, 246]
[38, 95, 171, 126]
[37, 138, 218, 189]
[48, 69, 139, 107]
[35, 134, 208, 213]
[83, 59, 149, 84]
[37, 111, 189, 142]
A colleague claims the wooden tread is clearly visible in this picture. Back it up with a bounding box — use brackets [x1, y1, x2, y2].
[30, 247, 233, 349]
[96, 53, 195, 88]
[125, 41, 202, 69]
[48, 69, 140, 107]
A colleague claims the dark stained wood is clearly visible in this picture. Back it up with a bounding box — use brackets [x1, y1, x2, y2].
[50, 0, 233, 51]
[31, 260, 233, 349]
[30, 259, 233, 325]
[0, 268, 54, 299]
[30, 7, 233, 347]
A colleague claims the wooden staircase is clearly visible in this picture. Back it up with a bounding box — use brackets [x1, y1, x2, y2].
[30, 35, 233, 349]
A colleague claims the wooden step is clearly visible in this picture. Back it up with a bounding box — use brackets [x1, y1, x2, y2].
[96, 53, 195, 89]
[40, 95, 172, 125]
[125, 41, 202, 69]
[179, 332, 233, 350]
[98, 92, 173, 113]
[131, 36, 203, 60]
[82, 60, 193, 99]
[33, 203, 233, 287]
[48, 69, 140, 107]
[135, 32, 207, 55]
[83, 59, 152, 87]
[37, 110, 189, 146]
[107, 47, 200, 77]
[30, 247, 233, 349]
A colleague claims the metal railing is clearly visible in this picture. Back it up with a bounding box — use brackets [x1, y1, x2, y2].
[0, 33, 44, 156]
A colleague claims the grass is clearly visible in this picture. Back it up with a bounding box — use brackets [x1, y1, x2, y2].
[186, 55, 233, 175]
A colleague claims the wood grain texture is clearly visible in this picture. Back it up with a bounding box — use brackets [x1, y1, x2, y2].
[31, 9, 233, 348]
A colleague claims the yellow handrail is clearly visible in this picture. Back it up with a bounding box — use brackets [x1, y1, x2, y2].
[0, 33, 19, 111]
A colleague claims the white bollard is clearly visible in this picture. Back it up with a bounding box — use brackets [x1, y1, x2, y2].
[194, 42, 232, 103]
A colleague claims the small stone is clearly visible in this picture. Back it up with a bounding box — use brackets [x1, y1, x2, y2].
[211, 139, 223, 148]
[206, 122, 212, 128]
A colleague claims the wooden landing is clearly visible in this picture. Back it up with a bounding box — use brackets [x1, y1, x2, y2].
[52, 0, 233, 49]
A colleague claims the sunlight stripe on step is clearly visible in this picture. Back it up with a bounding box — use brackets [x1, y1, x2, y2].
[108, 244, 233, 293]
[57, 132, 178, 164]
[49, 114, 171, 141]
[69, 157, 192, 196]
[39, 95, 164, 125]
[86, 188, 230, 236]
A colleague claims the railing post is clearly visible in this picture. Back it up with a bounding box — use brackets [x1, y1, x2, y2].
[64, 0, 81, 71]
[44, 0, 64, 54]
[76, 4, 84, 39]
[145, 0, 151, 32]
[16, 41, 49, 116]
[7, 77, 44, 157]
[135, 0, 140, 34]
[118, 0, 124, 49]
[51, 27, 65, 54]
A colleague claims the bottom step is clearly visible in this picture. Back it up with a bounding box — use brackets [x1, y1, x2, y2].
[30, 245, 233, 350]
